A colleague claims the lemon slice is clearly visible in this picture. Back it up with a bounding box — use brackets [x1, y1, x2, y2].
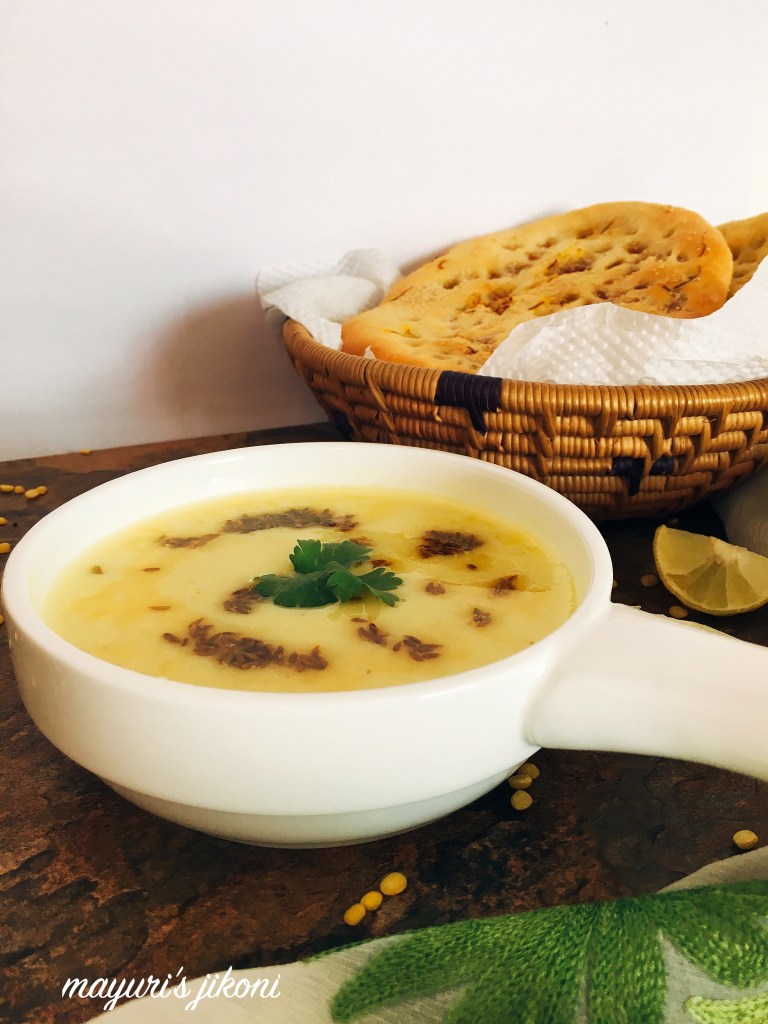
[653, 525, 768, 616]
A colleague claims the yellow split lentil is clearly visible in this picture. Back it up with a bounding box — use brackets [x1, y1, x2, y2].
[519, 762, 540, 779]
[379, 872, 408, 896]
[0, 484, 13, 493]
[640, 573, 658, 587]
[0, 615, 5, 626]
[511, 791, 533, 811]
[733, 830, 759, 851]
[0, 542, 11, 554]
[508, 774, 533, 790]
[0, 517, 6, 526]
[669, 605, 689, 619]
[13, 486, 24, 494]
[343, 903, 366, 926]
[360, 891, 383, 911]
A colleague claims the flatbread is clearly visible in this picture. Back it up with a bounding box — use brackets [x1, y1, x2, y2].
[718, 212, 768, 298]
[341, 202, 733, 373]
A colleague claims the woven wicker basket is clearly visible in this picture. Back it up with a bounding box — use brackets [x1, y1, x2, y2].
[283, 319, 768, 520]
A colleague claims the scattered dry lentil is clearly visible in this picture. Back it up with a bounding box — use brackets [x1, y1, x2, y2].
[508, 774, 533, 790]
[669, 605, 689, 619]
[733, 829, 759, 851]
[13, 486, 24, 494]
[24, 488, 42, 500]
[379, 872, 408, 896]
[360, 891, 383, 911]
[519, 761, 540, 779]
[612, 579, 618, 589]
[511, 791, 533, 811]
[0, 484, 13, 493]
[640, 573, 659, 587]
[0, 615, 5, 626]
[0, 542, 10, 554]
[0, 517, 6, 526]
[79, 449, 92, 455]
[343, 903, 366, 926]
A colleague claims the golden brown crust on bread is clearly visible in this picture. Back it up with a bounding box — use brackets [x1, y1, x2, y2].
[341, 202, 733, 373]
[718, 212, 768, 298]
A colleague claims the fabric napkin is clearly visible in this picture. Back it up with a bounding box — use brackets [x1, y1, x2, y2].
[256, 247, 768, 386]
[88, 846, 768, 1023]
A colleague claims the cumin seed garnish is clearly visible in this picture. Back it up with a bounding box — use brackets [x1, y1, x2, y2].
[221, 507, 357, 535]
[90, 565, 103, 575]
[162, 632, 188, 647]
[356, 621, 389, 646]
[142, 566, 161, 572]
[223, 586, 264, 614]
[418, 530, 483, 559]
[158, 533, 220, 550]
[472, 607, 492, 627]
[149, 605, 171, 611]
[293, 646, 328, 672]
[425, 581, 446, 595]
[166, 619, 328, 672]
[491, 575, 518, 595]
[400, 634, 442, 662]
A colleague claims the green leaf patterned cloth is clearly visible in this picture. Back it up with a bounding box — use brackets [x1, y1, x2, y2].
[91, 848, 768, 1023]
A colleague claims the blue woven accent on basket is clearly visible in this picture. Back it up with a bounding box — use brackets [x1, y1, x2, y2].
[612, 455, 675, 496]
[434, 372, 503, 433]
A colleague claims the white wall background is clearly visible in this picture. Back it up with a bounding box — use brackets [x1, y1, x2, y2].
[2, 0, 767, 459]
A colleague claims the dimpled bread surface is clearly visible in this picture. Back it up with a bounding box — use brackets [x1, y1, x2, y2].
[718, 212, 768, 297]
[341, 202, 733, 373]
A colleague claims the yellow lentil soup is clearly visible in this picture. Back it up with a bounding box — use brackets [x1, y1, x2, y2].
[44, 487, 576, 693]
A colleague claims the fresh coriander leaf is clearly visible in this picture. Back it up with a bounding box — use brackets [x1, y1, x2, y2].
[251, 540, 401, 609]
[356, 566, 403, 592]
[326, 568, 366, 602]
[290, 539, 372, 574]
[250, 574, 284, 598]
[318, 540, 372, 569]
[252, 572, 336, 607]
[328, 566, 402, 607]
[357, 566, 403, 606]
[288, 539, 323, 574]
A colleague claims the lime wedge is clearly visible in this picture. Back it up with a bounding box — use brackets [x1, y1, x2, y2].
[653, 525, 768, 616]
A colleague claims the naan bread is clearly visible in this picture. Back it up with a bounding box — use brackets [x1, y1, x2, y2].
[341, 202, 733, 373]
[718, 212, 768, 298]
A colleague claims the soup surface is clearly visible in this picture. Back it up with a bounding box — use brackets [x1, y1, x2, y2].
[44, 487, 576, 692]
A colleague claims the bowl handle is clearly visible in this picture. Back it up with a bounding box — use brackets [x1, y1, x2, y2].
[525, 603, 768, 780]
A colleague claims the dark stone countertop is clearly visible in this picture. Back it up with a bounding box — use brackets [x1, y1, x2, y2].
[1, 424, 766, 1023]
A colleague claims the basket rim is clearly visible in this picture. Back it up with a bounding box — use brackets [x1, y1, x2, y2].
[283, 318, 768, 402]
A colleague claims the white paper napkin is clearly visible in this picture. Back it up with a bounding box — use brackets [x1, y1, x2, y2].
[256, 250, 400, 349]
[257, 247, 768, 386]
[715, 465, 768, 557]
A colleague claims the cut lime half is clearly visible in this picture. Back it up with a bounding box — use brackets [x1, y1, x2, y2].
[653, 525, 768, 616]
